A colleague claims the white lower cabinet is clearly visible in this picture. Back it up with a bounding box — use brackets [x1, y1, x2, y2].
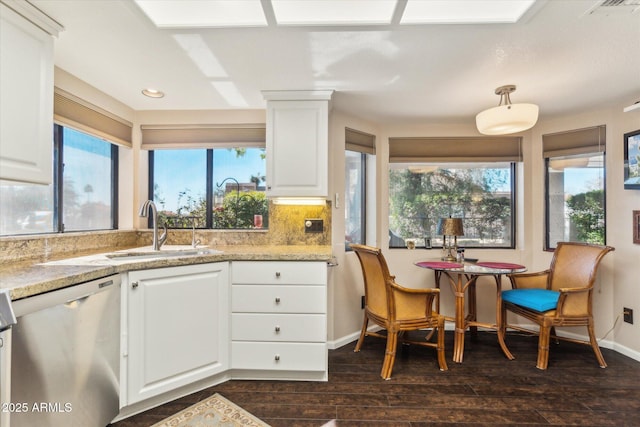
[231, 261, 328, 380]
[120, 259, 327, 413]
[124, 263, 229, 405]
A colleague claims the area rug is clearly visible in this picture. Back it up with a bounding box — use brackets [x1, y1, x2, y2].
[151, 393, 270, 427]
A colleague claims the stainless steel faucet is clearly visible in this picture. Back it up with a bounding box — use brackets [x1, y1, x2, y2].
[189, 216, 201, 248]
[138, 200, 167, 251]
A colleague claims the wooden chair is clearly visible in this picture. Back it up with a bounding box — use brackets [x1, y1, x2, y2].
[498, 242, 614, 370]
[350, 244, 448, 379]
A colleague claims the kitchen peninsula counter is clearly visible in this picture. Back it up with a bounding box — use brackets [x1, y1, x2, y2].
[0, 245, 333, 300]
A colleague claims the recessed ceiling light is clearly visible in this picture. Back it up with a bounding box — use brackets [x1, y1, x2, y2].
[142, 88, 165, 98]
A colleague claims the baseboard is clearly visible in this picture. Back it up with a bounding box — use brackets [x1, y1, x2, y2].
[329, 324, 640, 363]
[328, 326, 382, 350]
[114, 371, 231, 422]
[610, 342, 640, 362]
[555, 329, 640, 362]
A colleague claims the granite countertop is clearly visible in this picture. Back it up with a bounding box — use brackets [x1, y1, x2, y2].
[0, 245, 333, 300]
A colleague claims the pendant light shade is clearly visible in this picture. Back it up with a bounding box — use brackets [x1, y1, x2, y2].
[476, 85, 538, 135]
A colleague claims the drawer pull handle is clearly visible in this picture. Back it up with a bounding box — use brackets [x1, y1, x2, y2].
[131, 281, 139, 289]
[275, 326, 280, 332]
[274, 354, 280, 361]
[275, 297, 281, 303]
[275, 272, 281, 278]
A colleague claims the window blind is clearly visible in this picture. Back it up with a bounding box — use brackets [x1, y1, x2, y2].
[345, 127, 376, 154]
[542, 125, 606, 158]
[54, 87, 133, 148]
[140, 124, 266, 150]
[388, 136, 522, 163]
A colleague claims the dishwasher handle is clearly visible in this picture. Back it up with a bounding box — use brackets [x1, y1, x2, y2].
[12, 274, 121, 318]
[65, 278, 117, 304]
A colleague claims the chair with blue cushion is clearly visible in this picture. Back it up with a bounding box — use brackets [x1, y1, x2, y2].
[498, 242, 614, 370]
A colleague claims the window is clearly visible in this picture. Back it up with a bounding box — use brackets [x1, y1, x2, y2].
[345, 150, 366, 245]
[389, 163, 515, 248]
[345, 128, 375, 248]
[151, 149, 208, 227]
[388, 136, 521, 249]
[544, 126, 606, 250]
[60, 126, 117, 231]
[149, 147, 268, 229]
[0, 125, 118, 236]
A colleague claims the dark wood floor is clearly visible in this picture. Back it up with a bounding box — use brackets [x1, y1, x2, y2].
[111, 331, 640, 426]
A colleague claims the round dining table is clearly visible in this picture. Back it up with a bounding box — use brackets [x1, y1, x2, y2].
[415, 260, 526, 363]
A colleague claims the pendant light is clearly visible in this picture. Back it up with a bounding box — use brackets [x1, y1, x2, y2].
[476, 85, 538, 135]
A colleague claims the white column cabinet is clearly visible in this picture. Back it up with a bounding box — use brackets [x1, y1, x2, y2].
[0, 2, 60, 184]
[263, 90, 333, 198]
[124, 263, 229, 405]
[231, 261, 328, 381]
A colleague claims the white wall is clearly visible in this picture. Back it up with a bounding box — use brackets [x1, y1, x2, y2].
[329, 103, 640, 361]
[327, 109, 381, 346]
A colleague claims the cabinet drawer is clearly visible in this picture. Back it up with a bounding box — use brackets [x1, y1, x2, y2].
[232, 261, 326, 285]
[232, 285, 325, 313]
[232, 313, 326, 342]
[231, 342, 326, 371]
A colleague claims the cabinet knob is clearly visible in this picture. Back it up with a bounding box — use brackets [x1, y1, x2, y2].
[275, 297, 281, 303]
[275, 326, 280, 332]
[275, 272, 281, 278]
[274, 354, 280, 361]
[131, 281, 139, 289]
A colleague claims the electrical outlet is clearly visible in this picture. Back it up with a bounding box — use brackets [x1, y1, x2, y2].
[624, 307, 633, 324]
[304, 219, 323, 233]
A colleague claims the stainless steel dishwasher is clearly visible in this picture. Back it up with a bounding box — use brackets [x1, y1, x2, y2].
[1, 289, 17, 427]
[10, 275, 120, 427]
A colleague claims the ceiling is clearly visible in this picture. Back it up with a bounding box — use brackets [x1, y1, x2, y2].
[30, 0, 640, 126]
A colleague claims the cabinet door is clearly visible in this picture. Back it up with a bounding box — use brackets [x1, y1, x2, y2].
[265, 100, 328, 197]
[126, 263, 229, 405]
[0, 4, 54, 185]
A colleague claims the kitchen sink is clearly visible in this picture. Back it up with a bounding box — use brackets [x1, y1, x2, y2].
[105, 247, 223, 261]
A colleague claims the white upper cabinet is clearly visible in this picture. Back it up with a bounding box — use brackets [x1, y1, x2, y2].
[0, 2, 62, 185]
[263, 90, 333, 198]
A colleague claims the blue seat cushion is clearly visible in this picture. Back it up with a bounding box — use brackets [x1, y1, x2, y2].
[502, 289, 560, 312]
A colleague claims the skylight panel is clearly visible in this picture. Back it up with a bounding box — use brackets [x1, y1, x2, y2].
[134, 0, 267, 28]
[400, 0, 537, 24]
[271, 0, 397, 25]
